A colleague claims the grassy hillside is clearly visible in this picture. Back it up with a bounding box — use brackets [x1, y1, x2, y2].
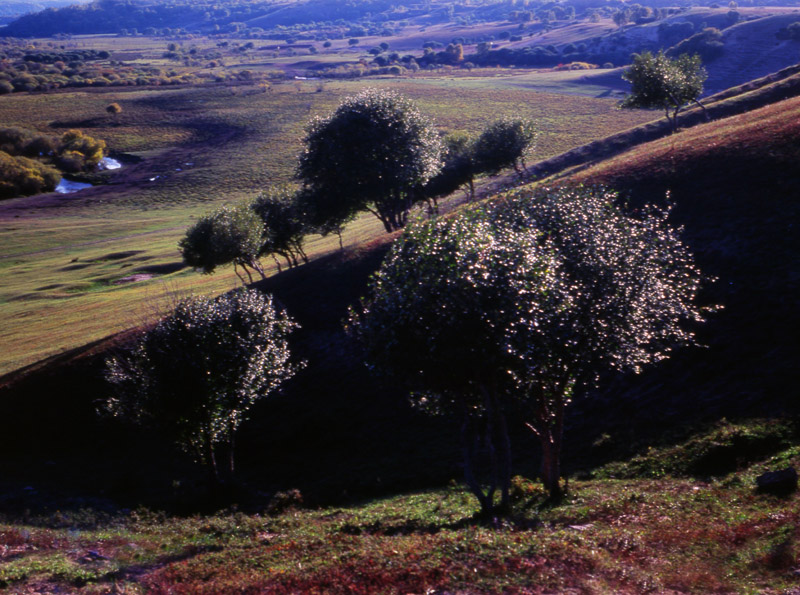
[557, 92, 800, 429]
[2, 66, 798, 498]
[1, 39, 799, 593]
[1, 421, 798, 592]
[0, 66, 653, 375]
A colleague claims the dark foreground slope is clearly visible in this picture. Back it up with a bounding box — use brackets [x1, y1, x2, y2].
[1, 82, 798, 514]
[561, 93, 800, 442]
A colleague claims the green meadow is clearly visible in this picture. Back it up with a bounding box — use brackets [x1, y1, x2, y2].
[0, 55, 654, 375]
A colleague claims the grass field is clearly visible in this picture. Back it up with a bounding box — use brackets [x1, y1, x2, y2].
[1, 419, 798, 594]
[0, 61, 654, 376]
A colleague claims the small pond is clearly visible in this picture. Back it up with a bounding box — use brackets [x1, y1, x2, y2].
[55, 179, 93, 194]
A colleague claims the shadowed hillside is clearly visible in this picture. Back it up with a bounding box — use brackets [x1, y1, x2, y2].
[558, 93, 800, 447]
[1, 73, 798, 513]
[707, 13, 800, 93]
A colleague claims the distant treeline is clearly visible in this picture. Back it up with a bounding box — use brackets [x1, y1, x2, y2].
[0, 42, 199, 93]
[2, 0, 788, 40]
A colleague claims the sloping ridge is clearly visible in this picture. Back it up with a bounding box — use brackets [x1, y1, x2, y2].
[557, 93, 800, 435]
[1, 75, 798, 507]
[527, 61, 800, 183]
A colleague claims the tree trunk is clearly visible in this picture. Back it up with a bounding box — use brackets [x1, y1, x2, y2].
[693, 98, 710, 121]
[461, 414, 492, 516]
[496, 404, 512, 512]
[250, 259, 267, 280]
[270, 254, 282, 273]
[205, 434, 220, 487]
[539, 430, 562, 501]
[233, 263, 248, 285]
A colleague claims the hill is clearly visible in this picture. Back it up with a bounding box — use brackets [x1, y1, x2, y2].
[0, 74, 799, 593]
[1, 65, 798, 505]
[558, 91, 800, 430]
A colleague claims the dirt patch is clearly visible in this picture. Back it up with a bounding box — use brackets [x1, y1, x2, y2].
[114, 273, 154, 285]
[136, 262, 186, 275]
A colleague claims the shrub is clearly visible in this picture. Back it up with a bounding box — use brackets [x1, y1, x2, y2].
[103, 288, 301, 485]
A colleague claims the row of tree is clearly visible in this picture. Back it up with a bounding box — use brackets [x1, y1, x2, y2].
[180, 88, 537, 278]
[180, 47, 707, 282]
[107, 184, 710, 508]
[180, 187, 309, 284]
[120, 60, 711, 505]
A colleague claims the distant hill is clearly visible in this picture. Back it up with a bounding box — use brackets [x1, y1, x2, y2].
[705, 12, 800, 92]
[0, 0, 90, 19]
[470, 7, 800, 93]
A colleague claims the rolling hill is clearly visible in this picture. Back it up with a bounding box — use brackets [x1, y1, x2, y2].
[1, 64, 798, 512]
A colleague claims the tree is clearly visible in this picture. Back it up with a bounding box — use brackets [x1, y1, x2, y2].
[621, 51, 707, 131]
[349, 186, 709, 505]
[106, 102, 122, 119]
[103, 289, 301, 485]
[348, 209, 527, 515]
[179, 203, 266, 283]
[473, 118, 537, 176]
[251, 185, 309, 270]
[0, 151, 60, 199]
[422, 132, 479, 205]
[613, 9, 630, 27]
[297, 88, 443, 233]
[56, 129, 106, 172]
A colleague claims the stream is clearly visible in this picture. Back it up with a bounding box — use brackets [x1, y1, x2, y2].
[55, 157, 123, 194]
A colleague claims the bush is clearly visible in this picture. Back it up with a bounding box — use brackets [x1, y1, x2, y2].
[0, 151, 61, 199]
[103, 288, 301, 485]
[776, 21, 800, 41]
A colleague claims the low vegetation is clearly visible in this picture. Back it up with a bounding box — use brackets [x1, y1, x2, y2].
[0, 423, 798, 592]
[0, 125, 106, 198]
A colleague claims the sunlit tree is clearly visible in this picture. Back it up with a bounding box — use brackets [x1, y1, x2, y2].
[622, 51, 707, 130]
[103, 289, 301, 485]
[297, 88, 443, 233]
[179, 203, 266, 283]
[350, 186, 710, 504]
[473, 118, 537, 176]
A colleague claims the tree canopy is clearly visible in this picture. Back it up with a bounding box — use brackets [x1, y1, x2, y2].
[251, 185, 309, 270]
[621, 51, 707, 130]
[179, 203, 266, 283]
[473, 118, 536, 176]
[349, 185, 709, 507]
[103, 288, 301, 485]
[297, 88, 443, 233]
